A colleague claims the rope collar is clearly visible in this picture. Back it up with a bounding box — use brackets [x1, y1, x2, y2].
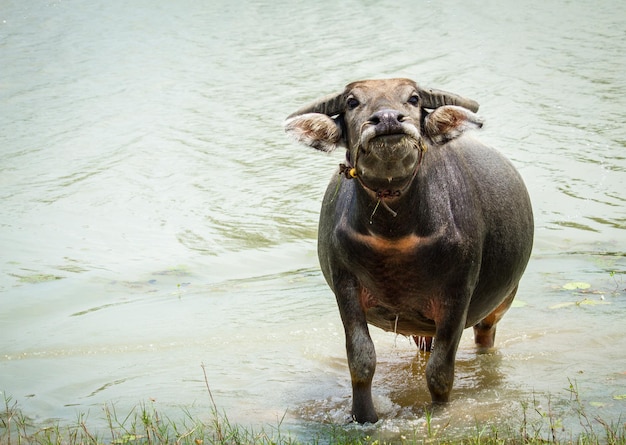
[338, 139, 427, 218]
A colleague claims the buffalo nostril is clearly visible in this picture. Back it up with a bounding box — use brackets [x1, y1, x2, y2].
[370, 109, 403, 126]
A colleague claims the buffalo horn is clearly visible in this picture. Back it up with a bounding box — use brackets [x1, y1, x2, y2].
[286, 91, 345, 119]
[419, 87, 480, 112]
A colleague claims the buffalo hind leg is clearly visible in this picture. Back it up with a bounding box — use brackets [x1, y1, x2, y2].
[473, 285, 518, 350]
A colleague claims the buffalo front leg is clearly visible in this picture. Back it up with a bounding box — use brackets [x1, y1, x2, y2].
[334, 282, 378, 424]
[346, 324, 377, 423]
[426, 307, 467, 404]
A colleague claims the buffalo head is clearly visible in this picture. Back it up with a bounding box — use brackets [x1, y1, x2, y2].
[284, 78, 483, 199]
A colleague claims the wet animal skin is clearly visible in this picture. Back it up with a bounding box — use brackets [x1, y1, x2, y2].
[284, 78, 534, 424]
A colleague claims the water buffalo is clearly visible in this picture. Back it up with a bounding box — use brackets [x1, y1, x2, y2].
[283, 78, 533, 423]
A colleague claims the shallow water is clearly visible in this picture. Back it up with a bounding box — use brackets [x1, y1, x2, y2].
[1, 0, 625, 441]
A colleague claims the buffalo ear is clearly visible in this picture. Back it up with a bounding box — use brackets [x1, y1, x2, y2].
[283, 113, 343, 152]
[424, 105, 484, 145]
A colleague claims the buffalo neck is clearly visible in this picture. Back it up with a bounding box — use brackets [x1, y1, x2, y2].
[349, 172, 425, 238]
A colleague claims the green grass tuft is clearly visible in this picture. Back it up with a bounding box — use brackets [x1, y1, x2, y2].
[2, 375, 624, 445]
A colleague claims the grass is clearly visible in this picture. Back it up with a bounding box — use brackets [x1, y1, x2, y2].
[1, 373, 624, 445]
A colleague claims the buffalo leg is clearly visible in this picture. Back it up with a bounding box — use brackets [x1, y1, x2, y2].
[473, 285, 518, 349]
[425, 308, 466, 403]
[334, 280, 378, 424]
[346, 326, 377, 423]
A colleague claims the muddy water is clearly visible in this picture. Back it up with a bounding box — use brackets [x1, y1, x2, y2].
[1, 0, 625, 441]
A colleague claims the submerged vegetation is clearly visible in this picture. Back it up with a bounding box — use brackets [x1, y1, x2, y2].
[2, 373, 624, 445]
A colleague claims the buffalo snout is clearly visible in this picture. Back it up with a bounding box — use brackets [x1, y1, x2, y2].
[368, 109, 407, 135]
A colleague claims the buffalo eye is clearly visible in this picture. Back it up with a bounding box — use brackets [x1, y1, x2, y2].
[407, 94, 420, 106]
[346, 97, 360, 110]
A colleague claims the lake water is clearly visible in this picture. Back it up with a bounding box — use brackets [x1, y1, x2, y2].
[1, 0, 625, 441]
